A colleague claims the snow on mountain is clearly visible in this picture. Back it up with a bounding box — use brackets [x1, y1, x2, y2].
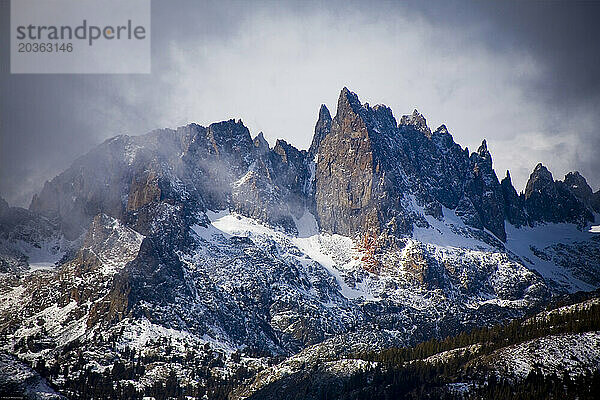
[482, 332, 600, 380]
[0, 214, 145, 367]
[0, 352, 65, 399]
[422, 343, 482, 365]
[1, 87, 599, 397]
[505, 222, 599, 292]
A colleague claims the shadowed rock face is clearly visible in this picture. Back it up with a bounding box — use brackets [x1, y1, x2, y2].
[593, 191, 600, 213]
[524, 164, 594, 225]
[308, 104, 332, 158]
[29, 136, 133, 240]
[462, 140, 507, 241]
[399, 123, 468, 214]
[501, 171, 527, 227]
[563, 171, 600, 215]
[564, 171, 594, 202]
[253, 132, 270, 155]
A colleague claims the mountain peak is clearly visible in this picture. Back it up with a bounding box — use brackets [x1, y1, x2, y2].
[564, 171, 589, 187]
[400, 109, 431, 136]
[336, 87, 363, 117]
[206, 119, 254, 154]
[564, 170, 594, 205]
[524, 163, 555, 201]
[309, 104, 333, 157]
[524, 163, 593, 224]
[434, 124, 449, 135]
[500, 168, 527, 227]
[477, 139, 490, 158]
[529, 163, 554, 180]
[5, 87, 600, 399]
[319, 103, 331, 119]
[526, 163, 554, 189]
[253, 132, 270, 154]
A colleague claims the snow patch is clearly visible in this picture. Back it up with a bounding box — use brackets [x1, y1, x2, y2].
[487, 331, 600, 379]
[195, 209, 378, 301]
[505, 223, 596, 292]
[412, 202, 494, 251]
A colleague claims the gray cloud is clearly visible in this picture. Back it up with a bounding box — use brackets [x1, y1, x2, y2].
[1, 0, 599, 207]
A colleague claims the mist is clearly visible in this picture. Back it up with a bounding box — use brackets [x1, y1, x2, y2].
[2, 0, 599, 207]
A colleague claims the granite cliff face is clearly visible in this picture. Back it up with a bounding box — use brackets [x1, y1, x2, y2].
[1, 88, 599, 398]
[312, 89, 596, 243]
[312, 89, 508, 241]
[314, 88, 411, 238]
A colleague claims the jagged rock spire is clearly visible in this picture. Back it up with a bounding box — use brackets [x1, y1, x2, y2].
[337, 87, 362, 115]
[464, 138, 506, 241]
[434, 124, 449, 135]
[253, 131, 270, 154]
[524, 163, 593, 225]
[400, 109, 431, 137]
[564, 171, 593, 202]
[308, 104, 332, 157]
[524, 163, 555, 199]
[477, 139, 488, 156]
[501, 170, 527, 227]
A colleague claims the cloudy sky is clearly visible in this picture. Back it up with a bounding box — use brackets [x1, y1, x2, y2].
[1, 0, 599, 207]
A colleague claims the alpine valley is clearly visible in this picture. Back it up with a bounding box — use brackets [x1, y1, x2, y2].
[1, 88, 600, 399]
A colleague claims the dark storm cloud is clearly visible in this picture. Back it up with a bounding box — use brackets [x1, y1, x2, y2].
[466, 0, 600, 190]
[476, 1, 600, 107]
[403, 0, 600, 188]
[1, 0, 599, 207]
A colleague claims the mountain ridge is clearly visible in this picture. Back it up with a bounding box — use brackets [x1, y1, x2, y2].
[23, 87, 600, 242]
[1, 87, 600, 398]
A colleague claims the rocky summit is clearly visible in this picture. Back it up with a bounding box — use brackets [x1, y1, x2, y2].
[1, 88, 600, 399]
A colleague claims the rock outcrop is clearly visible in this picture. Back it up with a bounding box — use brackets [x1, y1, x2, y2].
[308, 105, 332, 158]
[399, 109, 432, 137]
[563, 171, 600, 215]
[524, 164, 593, 226]
[501, 171, 527, 227]
[314, 88, 412, 238]
[463, 140, 507, 240]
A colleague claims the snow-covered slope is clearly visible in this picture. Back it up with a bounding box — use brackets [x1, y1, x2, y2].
[236, 291, 600, 399]
[1, 87, 599, 397]
[0, 352, 64, 399]
[483, 332, 600, 379]
[505, 222, 600, 292]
